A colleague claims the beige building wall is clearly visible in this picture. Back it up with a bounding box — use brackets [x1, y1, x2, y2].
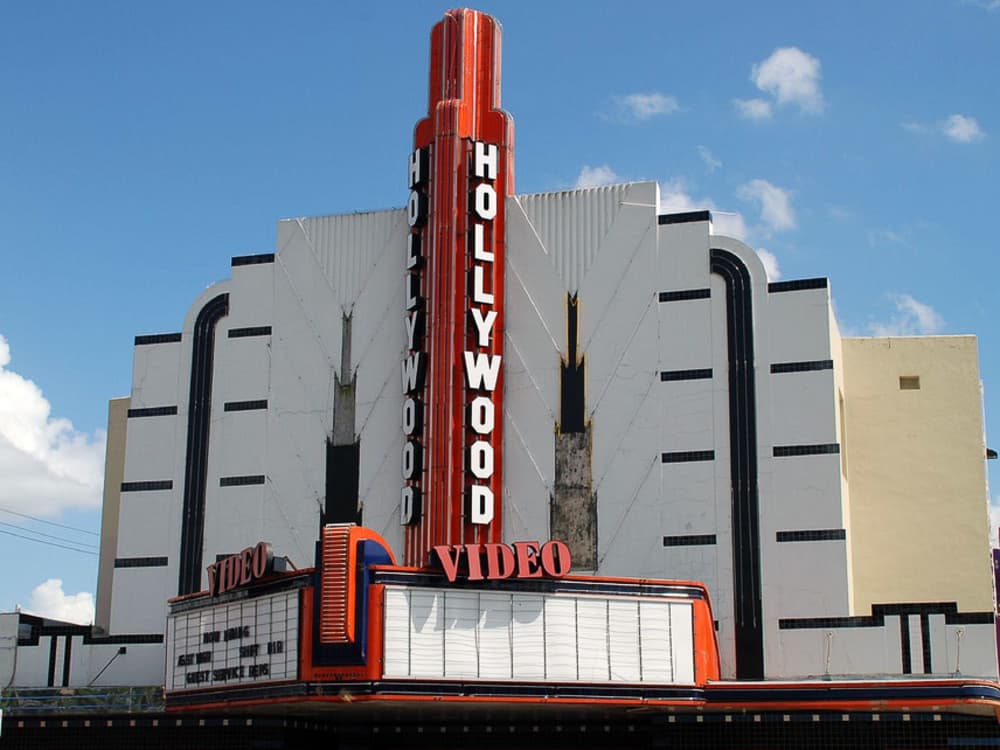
[94, 396, 129, 634]
[842, 336, 993, 613]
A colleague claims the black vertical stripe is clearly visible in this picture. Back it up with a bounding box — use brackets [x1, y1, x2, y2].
[920, 613, 932, 674]
[48, 636, 58, 687]
[560, 294, 586, 433]
[711, 248, 763, 680]
[62, 634, 73, 687]
[900, 615, 912, 674]
[178, 293, 229, 595]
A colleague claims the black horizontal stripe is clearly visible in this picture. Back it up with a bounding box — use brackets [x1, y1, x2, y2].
[659, 288, 711, 303]
[658, 210, 711, 225]
[770, 360, 834, 374]
[219, 475, 266, 487]
[232, 253, 274, 266]
[134, 333, 181, 346]
[114, 556, 168, 568]
[224, 399, 268, 412]
[661, 450, 715, 463]
[660, 368, 713, 382]
[663, 534, 717, 547]
[228, 325, 272, 338]
[773, 443, 840, 457]
[127, 406, 178, 418]
[768, 278, 828, 293]
[776, 529, 846, 543]
[120, 480, 173, 492]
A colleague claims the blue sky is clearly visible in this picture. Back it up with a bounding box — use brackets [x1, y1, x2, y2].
[1, 0, 998, 620]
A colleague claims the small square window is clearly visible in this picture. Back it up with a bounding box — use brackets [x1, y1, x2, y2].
[899, 375, 920, 390]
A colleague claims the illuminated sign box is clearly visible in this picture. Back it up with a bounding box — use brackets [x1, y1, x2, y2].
[382, 586, 695, 684]
[165, 590, 299, 691]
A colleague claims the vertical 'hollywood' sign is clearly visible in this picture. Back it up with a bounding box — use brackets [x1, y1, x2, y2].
[400, 9, 513, 566]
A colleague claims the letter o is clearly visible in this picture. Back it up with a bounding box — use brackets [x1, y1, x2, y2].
[407, 190, 427, 227]
[252, 541, 271, 578]
[402, 440, 422, 480]
[403, 398, 422, 436]
[474, 183, 497, 221]
[540, 540, 573, 577]
[468, 440, 494, 479]
[469, 396, 494, 435]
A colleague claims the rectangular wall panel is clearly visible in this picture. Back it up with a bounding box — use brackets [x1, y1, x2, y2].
[381, 586, 695, 685]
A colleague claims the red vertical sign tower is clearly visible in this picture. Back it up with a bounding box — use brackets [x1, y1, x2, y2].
[402, 9, 514, 567]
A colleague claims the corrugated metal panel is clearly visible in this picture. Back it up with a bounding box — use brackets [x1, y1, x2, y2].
[319, 524, 353, 643]
[293, 209, 405, 307]
[516, 184, 631, 293]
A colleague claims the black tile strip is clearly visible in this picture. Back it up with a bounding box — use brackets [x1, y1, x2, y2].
[711, 247, 763, 680]
[179, 293, 229, 596]
[134, 332, 182, 346]
[900, 615, 912, 674]
[82, 633, 164, 645]
[127, 406, 178, 418]
[946, 611, 994, 625]
[779, 615, 881, 629]
[47, 635, 58, 687]
[920, 613, 932, 674]
[61, 633, 72, 687]
[663, 534, 717, 547]
[114, 556, 168, 568]
[232, 253, 274, 266]
[661, 450, 715, 463]
[773, 443, 840, 457]
[220, 475, 266, 487]
[776, 529, 846, 543]
[767, 278, 828, 293]
[560, 294, 586, 433]
[770, 360, 834, 374]
[660, 368, 713, 382]
[224, 399, 268, 412]
[120, 480, 173, 492]
[658, 210, 711, 225]
[780, 602, 993, 629]
[228, 325, 272, 338]
[658, 288, 711, 303]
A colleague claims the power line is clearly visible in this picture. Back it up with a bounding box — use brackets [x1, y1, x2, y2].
[0, 527, 98, 556]
[0, 520, 99, 551]
[0, 505, 100, 536]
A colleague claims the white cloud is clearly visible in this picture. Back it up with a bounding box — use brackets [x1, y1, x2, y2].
[733, 97, 773, 120]
[902, 114, 986, 143]
[26, 579, 94, 625]
[756, 249, 782, 281]
[658, 180, 749, 240]
[868, 294, 945, 336]
[574, 164, 622, 189]
[610, 92, 680, 121]
[737, 178, 796, 233]
[697, 145, 722, 172]
[0, 334, 105, 518]
[749, 47, 825, 114]
[964, 0, 1000, 11]
[943, 114, 985, 143]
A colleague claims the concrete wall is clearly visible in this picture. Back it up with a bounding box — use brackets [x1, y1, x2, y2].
[843, 336, 993, 612]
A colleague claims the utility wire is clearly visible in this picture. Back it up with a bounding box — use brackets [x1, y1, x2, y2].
[0, 505, 99, 536]
[0, 527, 98, 556]
[0, 520, 99, 550]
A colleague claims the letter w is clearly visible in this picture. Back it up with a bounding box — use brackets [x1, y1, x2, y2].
[464, 352, 501, 391]
[401, 352, 426, 393]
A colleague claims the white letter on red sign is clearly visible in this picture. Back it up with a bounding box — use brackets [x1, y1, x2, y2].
[468, 485, 494, 525]
[473, 183, 497, 221]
